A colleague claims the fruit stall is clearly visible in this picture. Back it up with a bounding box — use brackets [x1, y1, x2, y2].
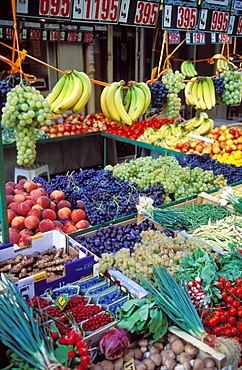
[3, 2, 242, 369]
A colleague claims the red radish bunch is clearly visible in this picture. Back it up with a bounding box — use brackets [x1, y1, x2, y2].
[187, 276, 209, 309]
[51, 330, 91, 370]
[6, 179, 90, 246]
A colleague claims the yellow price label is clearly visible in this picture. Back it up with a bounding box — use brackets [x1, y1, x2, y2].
[124, 358, 135, 370]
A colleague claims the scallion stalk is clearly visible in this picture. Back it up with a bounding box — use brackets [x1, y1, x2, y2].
[0, 276, 70, 370]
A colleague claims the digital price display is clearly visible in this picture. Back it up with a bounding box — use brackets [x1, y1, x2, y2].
[229, 0, 242, 35]
[17, 0, 71, 21]
[72, 0, 120, 24]
[162, 1, 198, 31]
[186, 32, 206, 44]
[119, 0, 160, 28]
[198, 0, 232, 33]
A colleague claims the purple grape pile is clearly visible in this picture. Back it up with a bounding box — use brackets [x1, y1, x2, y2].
[148, 80, 168, 114]
[176, 154, 242, 184]
[34, 170, 164, 225]
[74, 219, 157, 257]
[211, 77, 224, 102]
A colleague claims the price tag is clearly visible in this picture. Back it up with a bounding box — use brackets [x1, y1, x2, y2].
[168, 32, 180, 44]
[42, 30, 48, 40]
[186, 32, 206, 44]
[236, 16, 242, 34]
[0, 28, 3, 38]
[55, 293, 68, 310]
[67, 32, 78, 41]
[30, 29, 42, 40]
[198, 9, 208, 30]
[124, 358, 135, 370]
[218, 33, 232, 42]
[15, 275, 35, 299]
[210, 11, 229, 32]
[163, 4, 172, 28]
[5, 28, 14, 39]
[39, 0, 71, 18]
[119, 0, 131, 23]
[72, 0, 119, 23]
[22, 29, 27, 40]
[177, 7, 197, 29]
[134, 1, 159, 26]
[49, 31, 61, 41]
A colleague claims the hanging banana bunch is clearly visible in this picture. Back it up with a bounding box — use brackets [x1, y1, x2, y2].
[46, 70, 92, 114]
[100, 80, 151, 125]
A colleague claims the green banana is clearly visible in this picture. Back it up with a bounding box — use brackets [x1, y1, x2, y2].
[123, 86, 132, 112]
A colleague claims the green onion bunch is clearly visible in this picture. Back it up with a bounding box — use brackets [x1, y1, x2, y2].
[0, 276, 70, 370]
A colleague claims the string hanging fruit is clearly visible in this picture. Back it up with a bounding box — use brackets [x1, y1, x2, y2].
[1, 80, 52, 166]
[161, 68, 185, 119]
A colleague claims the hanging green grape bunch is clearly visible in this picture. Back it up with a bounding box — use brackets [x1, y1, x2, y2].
[220, 69, 242, 105]
[1, 81, 52, 166]
[161, 68, 185, 120]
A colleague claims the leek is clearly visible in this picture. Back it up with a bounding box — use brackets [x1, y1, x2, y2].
[139, 264, 205, 339]
[0, 276, 70, 370]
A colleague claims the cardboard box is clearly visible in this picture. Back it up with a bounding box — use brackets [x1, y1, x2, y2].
[0, 229, 95, 299]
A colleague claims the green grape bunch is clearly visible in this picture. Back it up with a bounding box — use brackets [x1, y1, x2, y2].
[220, 69, 242, 105]
[161, 68, 185, 120]
[1, 82, 52, 166]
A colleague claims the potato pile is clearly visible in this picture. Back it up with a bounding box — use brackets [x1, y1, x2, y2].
[91, 332, 218, 370]
[0, 246, 78, 281]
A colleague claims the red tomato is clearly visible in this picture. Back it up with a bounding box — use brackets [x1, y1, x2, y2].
[228, 307, 237, 316]
[218, 313, 227, 322]
[218, 276, 226, 283]
[213, 327, 222, 336]
[237, 321, 242, 332]
[224, 328, 231, 337]
[228, 316, 237, 325]
[206, 317, 219, 327]
[237, 308, 242, 317]
[231, 299, 241, 309]
[216, 282, 223, 289]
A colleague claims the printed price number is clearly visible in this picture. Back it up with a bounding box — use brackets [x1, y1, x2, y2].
[177, 7, 197, 29]
[193, 32, 205, 44]
[169, 32, 180, 43]
[50, 31, 61, 40]
[67, 32, 78, 41]
[30, 29, 41, 40]
[211, 11, 229, 32]
[218, 33, 231, 42]
[83, 0, 119, 22]
[134, 1, 159, 26]
[6, 28, 14, 39]
[237, 17, 242, 35]
[39, 0, 71, 17]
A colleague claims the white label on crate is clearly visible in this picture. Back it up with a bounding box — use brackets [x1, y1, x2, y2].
[188, 133, 215, 143]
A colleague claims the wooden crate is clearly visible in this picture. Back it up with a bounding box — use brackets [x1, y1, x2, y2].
[169, 326, 237, 370]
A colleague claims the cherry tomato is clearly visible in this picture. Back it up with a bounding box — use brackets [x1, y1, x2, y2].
[224, 295, 233, 303]
[235, 278, 242, 285]
[231, 299, 241, 309]
[228, 307, 237, 316]
[206, 317, 219, 327]
[237, 321, 242, 332]
[224, 328, 231, 337]
[216, 282, 223, 289]
[237, 308, 242, 317]
[218, 313, 227, 322]
[213, 327, 222, 336]
[235, 286, 242, 296]
[230, 327, 238, 336]
[228, 316, 237, 325]
[218, 276, 226, 283]
[224, 281, 232, 289]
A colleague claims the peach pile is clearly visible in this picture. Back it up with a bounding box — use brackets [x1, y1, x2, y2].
[6, 180, 90, 246]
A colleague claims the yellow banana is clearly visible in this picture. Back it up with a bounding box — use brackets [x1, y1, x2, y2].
[204, 77, 216, 108]
[208, 118, 215, 131]
[54, 72, 83, 114]
[135, 82, 151, 115]
[123, 86, 132, 112]
[184, 116, 199, 130]
[196, 80, 207, 110]
[114, 85, 132, 125]
[130, 85, 146, 122]
[46, 74, 67, 105]
[100, 86, 112, 120]
[72, 71, 92, 113]
[50, 73, 72, 113]
[180, 61, 188, 76]
[184, 81, 196, 106]
[105, 82, 121, 122]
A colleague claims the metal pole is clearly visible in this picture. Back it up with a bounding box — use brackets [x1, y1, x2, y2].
[0, 125, 9, 244]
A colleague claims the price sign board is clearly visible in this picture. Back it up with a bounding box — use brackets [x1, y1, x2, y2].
[168, 31, 181, 43]
[72, 0, 120, 24]
[186, 31, 206, 44]
[228, 0, 242, 35]
[211, 32, 232, 42]
[198, 0, 231, 33]
[162, 1, 199, 31]
[119, 0, 160, 28]
[22, 22, 42, 41]
[17, 0, 72, 21]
